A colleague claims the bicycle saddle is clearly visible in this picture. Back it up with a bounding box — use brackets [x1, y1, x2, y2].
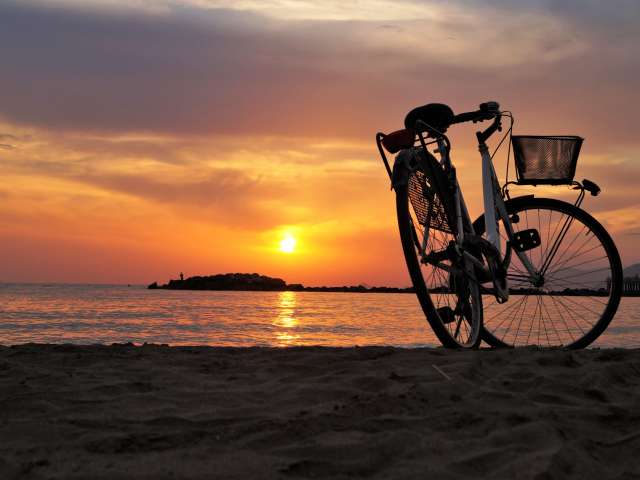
[380, 128, 415, 153]
[404, 103, 455, 134]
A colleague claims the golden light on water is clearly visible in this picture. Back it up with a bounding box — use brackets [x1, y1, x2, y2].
[279, 234, 297, 254]
[274, 291, 300, 345]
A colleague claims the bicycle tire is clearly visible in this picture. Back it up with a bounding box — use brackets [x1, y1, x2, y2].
[473, 196, 622, 348]
[395, 159, 482, 349]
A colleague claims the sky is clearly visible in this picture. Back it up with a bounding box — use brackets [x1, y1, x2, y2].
[1, 0, 639, 286]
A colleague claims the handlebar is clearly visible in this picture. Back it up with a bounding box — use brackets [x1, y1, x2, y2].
[452, 101, 501, 125]
[449, 101, 504, 144]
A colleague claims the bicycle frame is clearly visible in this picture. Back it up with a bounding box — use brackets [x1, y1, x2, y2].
[414, 123, 539, 286]
[376, 116, 540, 288]
[478, 140, 538, 281]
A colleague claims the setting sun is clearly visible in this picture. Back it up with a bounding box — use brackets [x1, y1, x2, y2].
[279, 234, 297, 253]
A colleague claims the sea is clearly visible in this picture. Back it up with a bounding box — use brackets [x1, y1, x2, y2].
[0, 283, 638, 348]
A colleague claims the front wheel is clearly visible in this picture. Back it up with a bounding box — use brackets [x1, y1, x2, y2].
[473, 196, 623, 348]
[395, 164, 482, 348]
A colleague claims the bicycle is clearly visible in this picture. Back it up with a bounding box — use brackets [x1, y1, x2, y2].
[376, 102, 623, 349]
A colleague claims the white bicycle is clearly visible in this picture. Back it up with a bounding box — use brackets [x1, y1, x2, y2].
[376, 101, 623, 348]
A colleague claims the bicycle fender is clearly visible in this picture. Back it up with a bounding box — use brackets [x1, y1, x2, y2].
[391, 149, 414, 189]
[508, 194, 535, 202]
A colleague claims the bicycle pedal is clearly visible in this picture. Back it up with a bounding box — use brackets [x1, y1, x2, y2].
[513, 229, 541, 252]
[436, 306, 456, 324]
[421, 249, 451, 264]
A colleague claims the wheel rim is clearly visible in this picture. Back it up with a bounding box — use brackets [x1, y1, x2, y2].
[480, 199, 621, 348]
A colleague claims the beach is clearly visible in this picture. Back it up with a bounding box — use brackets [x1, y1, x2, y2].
[1, 344, 639, 479]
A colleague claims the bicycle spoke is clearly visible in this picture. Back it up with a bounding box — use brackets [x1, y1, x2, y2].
[548, 294, 577, 344]
[547, 266, 611, 283]
[542, 295, 565, 344]
[552, 295, 589, 334]
[546, 250, 606, 279]
[544, 224, 587, 274]
[546, 232, 600, 275]
[477, 198, 619, 348]
[510, 294, 530, 345]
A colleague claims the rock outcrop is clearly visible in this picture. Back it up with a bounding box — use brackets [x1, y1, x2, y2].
[148, 273, 413, 293]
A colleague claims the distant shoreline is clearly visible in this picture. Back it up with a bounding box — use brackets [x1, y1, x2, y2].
[147, 272, 640, 296]
[147, 273, 415, 294]
[150, 285, 417, 294]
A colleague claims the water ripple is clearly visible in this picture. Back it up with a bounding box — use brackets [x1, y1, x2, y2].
[0, 284, 637, 347]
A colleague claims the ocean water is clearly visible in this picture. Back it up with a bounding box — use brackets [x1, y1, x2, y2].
[0, 283, 638, 348]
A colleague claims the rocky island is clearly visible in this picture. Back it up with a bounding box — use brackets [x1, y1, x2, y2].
[148, 273, 414, 293]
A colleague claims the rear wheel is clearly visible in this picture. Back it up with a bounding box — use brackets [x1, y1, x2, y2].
[395, 161, 482, 348]
[473, 196, 622, 348]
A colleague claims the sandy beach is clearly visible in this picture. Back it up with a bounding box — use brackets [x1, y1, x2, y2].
[1, 344, 639, 479]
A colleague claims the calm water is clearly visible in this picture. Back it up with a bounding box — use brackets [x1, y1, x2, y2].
[0, 284, 638, 348]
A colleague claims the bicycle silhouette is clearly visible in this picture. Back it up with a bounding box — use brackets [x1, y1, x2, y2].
[377, 102, 622, 348]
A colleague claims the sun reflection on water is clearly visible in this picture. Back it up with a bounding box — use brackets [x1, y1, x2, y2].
[273, 291, 300, 345]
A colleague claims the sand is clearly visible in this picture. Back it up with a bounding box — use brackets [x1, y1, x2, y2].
[0, 344, 639, 479]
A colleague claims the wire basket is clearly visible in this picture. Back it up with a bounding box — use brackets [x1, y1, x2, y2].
[408, 168, 454, 234]
[512, 135, 583, 185]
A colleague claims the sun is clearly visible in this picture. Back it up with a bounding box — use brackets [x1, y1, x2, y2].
[279, 234, 297, 253]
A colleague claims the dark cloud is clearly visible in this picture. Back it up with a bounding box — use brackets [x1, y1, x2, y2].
[0, 1, 638, 147]
[475, 0, 640, 32]
[0, 2, 369, 136]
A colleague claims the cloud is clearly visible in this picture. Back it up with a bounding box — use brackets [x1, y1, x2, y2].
[0, 133, 20, 141]
[0, 132, 21, 149]
[0, 123, 392, 234]
[0, 0, 638, 145]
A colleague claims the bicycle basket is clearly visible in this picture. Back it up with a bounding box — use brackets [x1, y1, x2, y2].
[408, 165, 454, 234]
[512, 135, 583, 185]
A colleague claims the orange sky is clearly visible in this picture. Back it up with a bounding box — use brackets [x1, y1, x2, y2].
[1, 0, 639, 286]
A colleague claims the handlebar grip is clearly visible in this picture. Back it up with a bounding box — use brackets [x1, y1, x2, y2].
[452, 101, 500, 124]
[480, 101, 500, 115]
